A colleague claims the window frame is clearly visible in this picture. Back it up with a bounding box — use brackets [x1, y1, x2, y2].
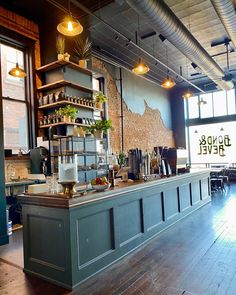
[0, 28, 36, 153]
[185, 88, 236, 165]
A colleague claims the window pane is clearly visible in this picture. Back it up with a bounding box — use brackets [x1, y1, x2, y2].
[3, 100, 28, 153]
[92, 78, 100, 91]
[188, 122, 236, 164]
[227, 89, 236, 115]
[184, 98, 188, 119]
[213, 90, 227, 117]
[0, 44, 25, 100]
[200, 93, 213, 118]
[188, 96, 199, 119]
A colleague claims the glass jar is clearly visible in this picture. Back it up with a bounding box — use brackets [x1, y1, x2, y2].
[58, 155, 78, 183]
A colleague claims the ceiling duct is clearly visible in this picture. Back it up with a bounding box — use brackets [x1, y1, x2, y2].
[126, 0, 234, 90]
[210, 0, 236, 49]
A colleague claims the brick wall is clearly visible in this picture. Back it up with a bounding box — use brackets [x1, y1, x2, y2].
[5, 159, 31, 182]
[0, 6, 41, 87]
[92, 57, 175, 153]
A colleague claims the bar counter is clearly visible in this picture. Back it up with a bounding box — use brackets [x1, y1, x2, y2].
[18, 169, 211, 290]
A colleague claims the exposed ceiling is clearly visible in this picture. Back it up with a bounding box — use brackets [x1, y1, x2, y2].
[1, 0, 236, 92]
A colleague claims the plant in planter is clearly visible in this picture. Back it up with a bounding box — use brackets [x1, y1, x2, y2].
[74, 37, 92, 68]
[93, 91, 107, 109]
[56, 35, 70, 61]
[89, 119, 113, 139]
[56, 105, 77, 122]
[118, 152, 126, 166]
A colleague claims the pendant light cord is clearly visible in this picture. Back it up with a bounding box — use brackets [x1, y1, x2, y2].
[68, 0, 71, 14]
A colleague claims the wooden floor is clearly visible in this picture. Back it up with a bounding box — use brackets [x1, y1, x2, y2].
[1, 184, 236, 295]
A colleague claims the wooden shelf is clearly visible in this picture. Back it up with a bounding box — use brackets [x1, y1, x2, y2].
[36, 60, 92, 76]
[37, 80, 93, 93]
[38, 100, 103, 112]
[39, 122, 90, 129]
[5, 156, 30, 161]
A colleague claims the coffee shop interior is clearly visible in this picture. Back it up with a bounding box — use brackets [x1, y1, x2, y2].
[1, 0, 236, 294]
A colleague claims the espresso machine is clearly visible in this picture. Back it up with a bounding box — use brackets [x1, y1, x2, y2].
[30, 147, 50, 176]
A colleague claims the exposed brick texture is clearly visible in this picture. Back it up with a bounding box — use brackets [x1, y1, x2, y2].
[92, 57, 175, 153]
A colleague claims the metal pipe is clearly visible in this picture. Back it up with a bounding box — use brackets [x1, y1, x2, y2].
[119, 68, 124, 153]
[211, 0, 236, 49]
[52, 0, 205, 93]
[126, 0, 234, 91]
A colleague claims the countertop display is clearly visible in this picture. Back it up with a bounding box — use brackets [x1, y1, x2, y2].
[18, 169, 211, 290]
[19, 169, 210, 208]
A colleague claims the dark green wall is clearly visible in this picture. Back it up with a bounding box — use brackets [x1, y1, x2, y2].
[170, 86, 186, 148]
[0, 99, 8, 245]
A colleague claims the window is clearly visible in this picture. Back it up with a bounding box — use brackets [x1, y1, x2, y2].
[185, 89, 236, 120]
[200, 93, 213, 118]
[92, 77, 100, 92]
[0, 43, 29, 153]
[227, 89, 236, 115]
[188, 96, 199, 119]
[213, 91, 227, 117]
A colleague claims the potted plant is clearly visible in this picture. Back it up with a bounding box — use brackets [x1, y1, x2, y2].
[93, 91, 107, 109]
[56, 35, 70, 61]
[56, 105, 77, 123]
[74, 37, 92, 68]
[89, 119, 113, 139]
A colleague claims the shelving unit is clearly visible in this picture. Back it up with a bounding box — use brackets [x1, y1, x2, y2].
[37, 80, 93, 93]
[36, 60, 92, 76]
[39, 122, 90, 129]
[49, 136, 108, 183]
[38, 100, 102, 111]
[36, 60, 102, 138]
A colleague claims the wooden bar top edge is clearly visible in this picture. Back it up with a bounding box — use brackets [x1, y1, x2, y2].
[18, 169, 210, 209]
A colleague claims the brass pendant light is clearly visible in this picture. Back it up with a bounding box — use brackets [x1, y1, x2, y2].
[161, 46, 175, 89]
[182, 90, 193, 99]
[57, 16, 83, 37]
[8, 62, 26, 78]
[132, 17, 150, 75]
[57, 0, 83, 37]
[182, 56, 193, 98]
[132, 59, 150, 75]
[161, 75, 176, 89]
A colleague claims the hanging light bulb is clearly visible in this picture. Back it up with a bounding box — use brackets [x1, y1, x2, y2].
[8, 62, 26, 78]
[132, 59, 150, 75]
[161, 75, 176, 89]
[182, 90, 193, 99]
[57, 15, 83, 37]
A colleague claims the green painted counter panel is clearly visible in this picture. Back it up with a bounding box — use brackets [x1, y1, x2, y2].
[19, 170, 211, 290]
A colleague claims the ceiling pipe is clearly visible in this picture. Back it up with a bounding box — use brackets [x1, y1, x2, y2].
[210, 0, 236, 49]
[126, 0, 234, 91]
[46, 0, 205, 93]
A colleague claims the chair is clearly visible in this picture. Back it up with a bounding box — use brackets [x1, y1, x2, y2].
[217, 168, 229, 187]
[210, 171, 224, 192]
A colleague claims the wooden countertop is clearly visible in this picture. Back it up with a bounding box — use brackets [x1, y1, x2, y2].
[18, 169, 210, 209]
[5, 180, 35, 187]
[5, 156, 30, 161]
